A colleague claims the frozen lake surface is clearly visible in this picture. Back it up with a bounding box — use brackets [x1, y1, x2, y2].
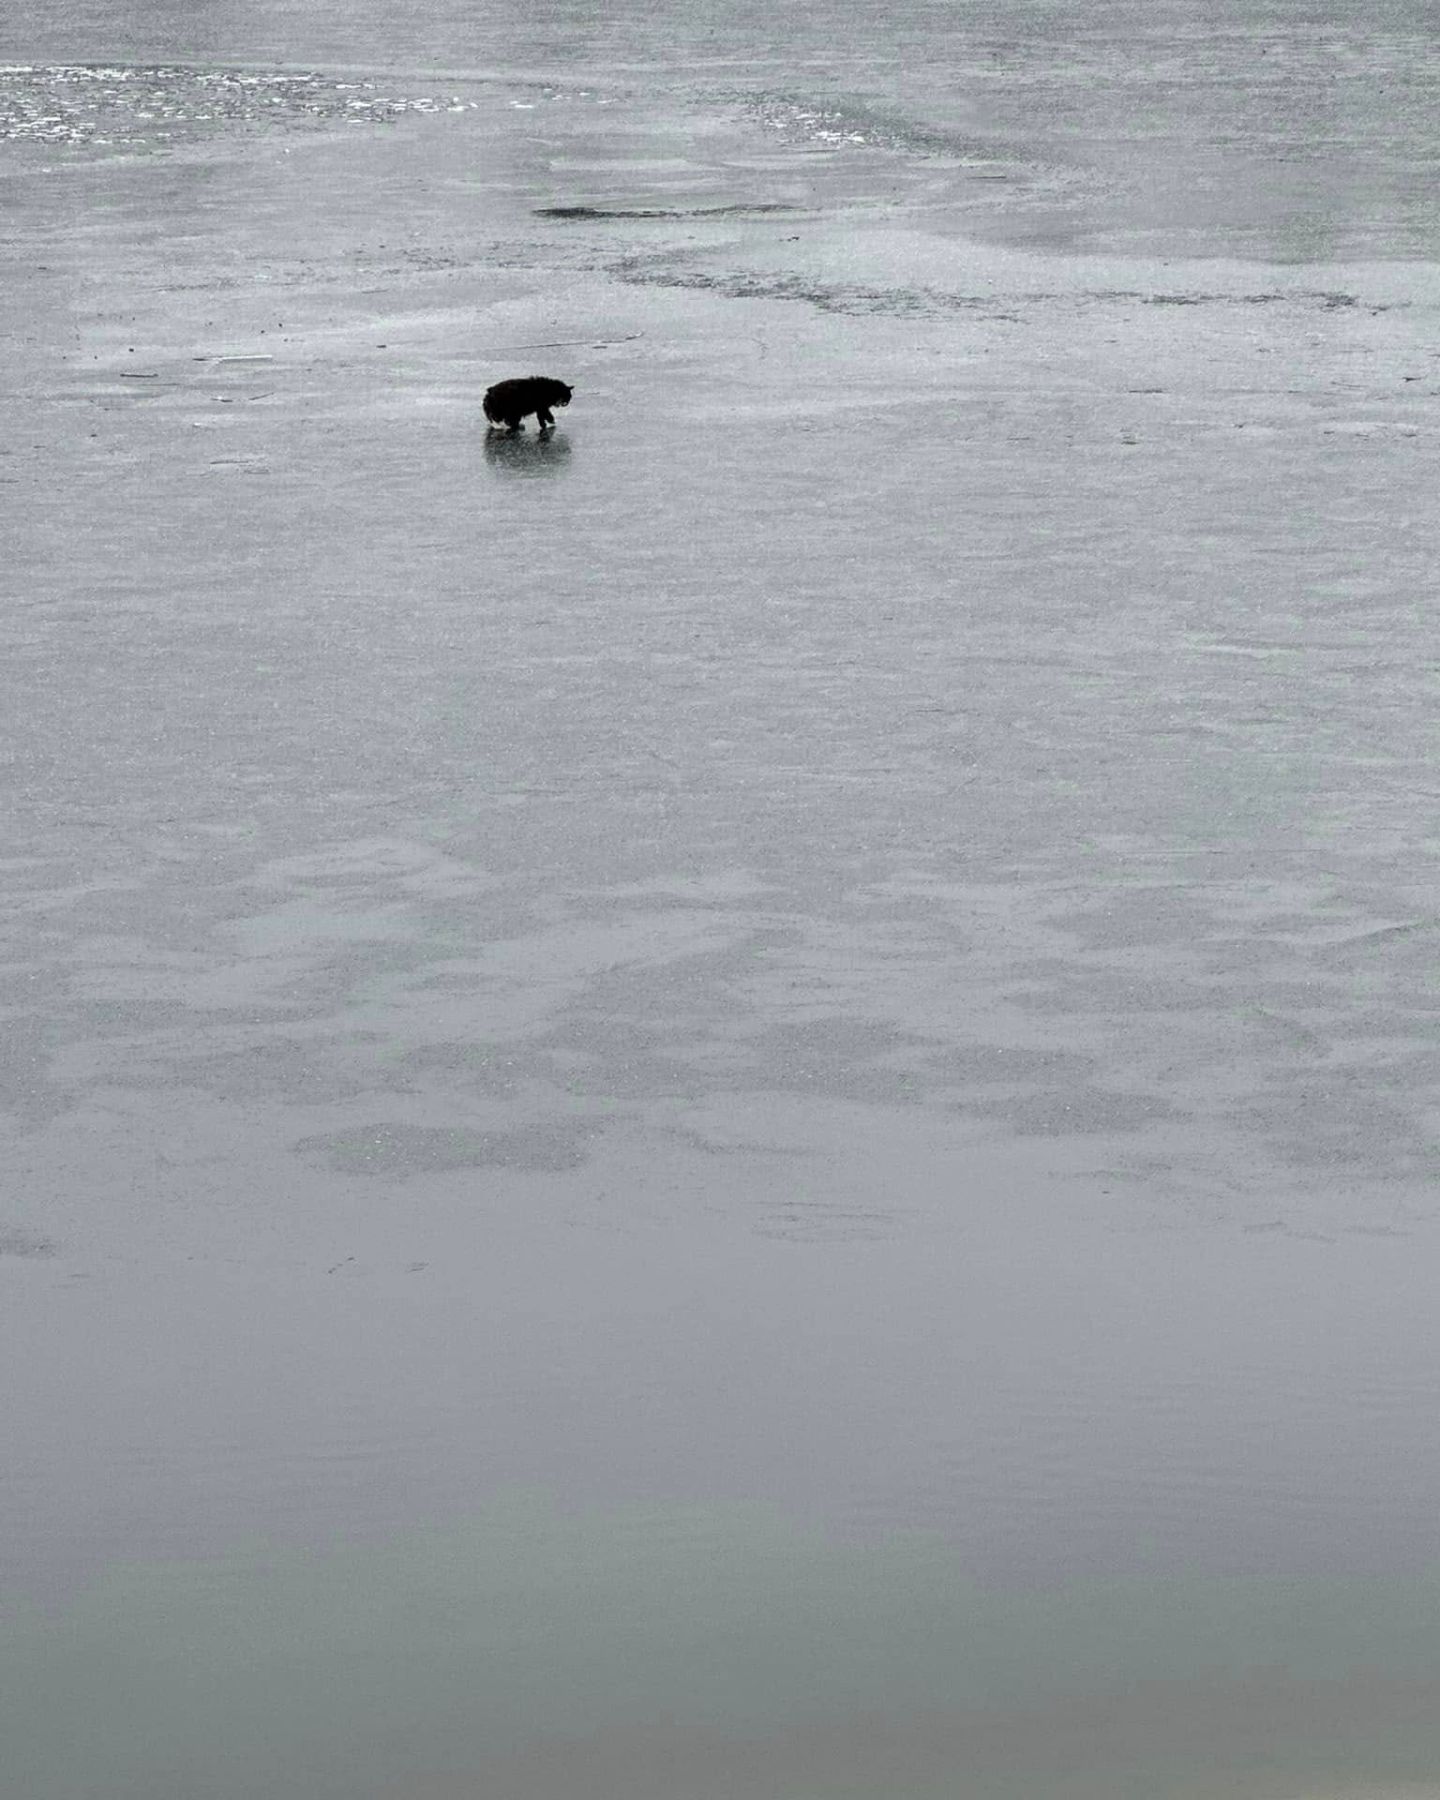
[4, 2, 1440, 1795]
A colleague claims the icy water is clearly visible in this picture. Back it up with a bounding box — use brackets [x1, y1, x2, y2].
[4, 2, 1440, 1797]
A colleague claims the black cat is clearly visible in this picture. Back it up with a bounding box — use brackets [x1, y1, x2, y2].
[483, 375, 574, 433]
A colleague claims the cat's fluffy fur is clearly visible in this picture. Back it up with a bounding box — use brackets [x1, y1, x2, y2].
[483, 376, 574, 432]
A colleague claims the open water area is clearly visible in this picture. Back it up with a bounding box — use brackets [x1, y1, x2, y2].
[4, 2, 1440, 1796]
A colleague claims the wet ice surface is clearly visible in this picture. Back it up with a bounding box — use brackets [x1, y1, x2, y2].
[0, 63, 482, 150]
[5, 7, 1440, 1798]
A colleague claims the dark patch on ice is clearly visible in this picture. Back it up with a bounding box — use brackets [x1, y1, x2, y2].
[0, 1228, 56, 1258]
[294, 1119, 601, 1177]
[401, 1042, 539, 1100]
[757, 1017, 932, 1059]
[751, 1197, 900, 1243]
[717, 1017, 931, 1108]
[667, 1126, 808, 1159]
[1139, 289, 1366, 310]
[1238, 1084, 1428, 1177]
[615, 258, 1391, 323]
[137, 1035, 381, 1106]
[403, 1014, 939, 1111]
[407, 1025, 695, 1109]
[957, 1087, 1180, 1136]
[0, 1016, 71, 1125]
[612, 260, 1002, 319]
[536, 203, 797, 221]
[925, 1043, 1095, 1085]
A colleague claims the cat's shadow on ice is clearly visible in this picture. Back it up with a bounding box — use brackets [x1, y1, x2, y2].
[483, 429, 573, 477]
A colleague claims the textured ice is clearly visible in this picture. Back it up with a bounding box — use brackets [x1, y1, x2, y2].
[5, 4, 1440, 1796]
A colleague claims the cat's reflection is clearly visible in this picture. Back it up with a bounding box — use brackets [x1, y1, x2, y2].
[483, 429, 573, 477]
